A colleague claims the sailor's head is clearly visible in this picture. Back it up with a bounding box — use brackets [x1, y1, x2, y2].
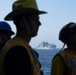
[4, 0, 47, 37]
[59, 22, 76, 45]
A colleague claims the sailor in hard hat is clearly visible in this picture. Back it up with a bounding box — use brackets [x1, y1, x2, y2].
[0, 21, 14, 52]
[51, 22, 76, 75]
[0, 0, 47, 75]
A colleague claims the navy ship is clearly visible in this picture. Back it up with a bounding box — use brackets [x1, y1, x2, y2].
[36, 42, 56, 50]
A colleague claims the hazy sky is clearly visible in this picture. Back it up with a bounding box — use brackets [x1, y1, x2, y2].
[0, 0, 76, 48]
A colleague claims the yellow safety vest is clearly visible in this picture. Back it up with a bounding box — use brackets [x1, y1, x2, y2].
[55, 49, 76, 75]
[0, 37, 41, 75]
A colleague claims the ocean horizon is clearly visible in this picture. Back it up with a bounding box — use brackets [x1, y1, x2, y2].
[34, 48, 61, 75]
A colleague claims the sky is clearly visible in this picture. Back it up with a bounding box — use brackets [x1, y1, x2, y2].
[0, 0, 76, 48]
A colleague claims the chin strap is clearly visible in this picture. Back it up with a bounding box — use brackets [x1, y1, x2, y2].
[22, 16, 31, 38]
[60, 43, 65, 51]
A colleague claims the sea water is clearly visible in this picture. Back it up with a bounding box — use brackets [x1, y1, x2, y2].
[35, 48, 61, 75]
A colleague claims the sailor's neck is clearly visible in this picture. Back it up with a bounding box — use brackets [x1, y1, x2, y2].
[15, 35, 31, 44]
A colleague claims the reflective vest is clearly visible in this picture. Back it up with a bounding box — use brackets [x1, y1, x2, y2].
[55, 48, 76, 75]
[0, 37, 41, 75]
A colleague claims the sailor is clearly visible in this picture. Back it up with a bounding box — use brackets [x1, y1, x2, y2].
[51, 22, 76, 75]
[0, 21, 14, 52]
[0, 0, 47, 75]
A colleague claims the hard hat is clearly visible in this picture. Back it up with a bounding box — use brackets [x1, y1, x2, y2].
[0, 21, 14, 35]
[59, 22, 76, 44]
[4, 0, 47, 20]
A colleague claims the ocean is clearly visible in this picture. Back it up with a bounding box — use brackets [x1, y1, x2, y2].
[35, 48, 61, 75]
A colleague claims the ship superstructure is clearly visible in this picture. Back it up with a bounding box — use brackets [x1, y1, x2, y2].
[36, 42, 56, 50]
